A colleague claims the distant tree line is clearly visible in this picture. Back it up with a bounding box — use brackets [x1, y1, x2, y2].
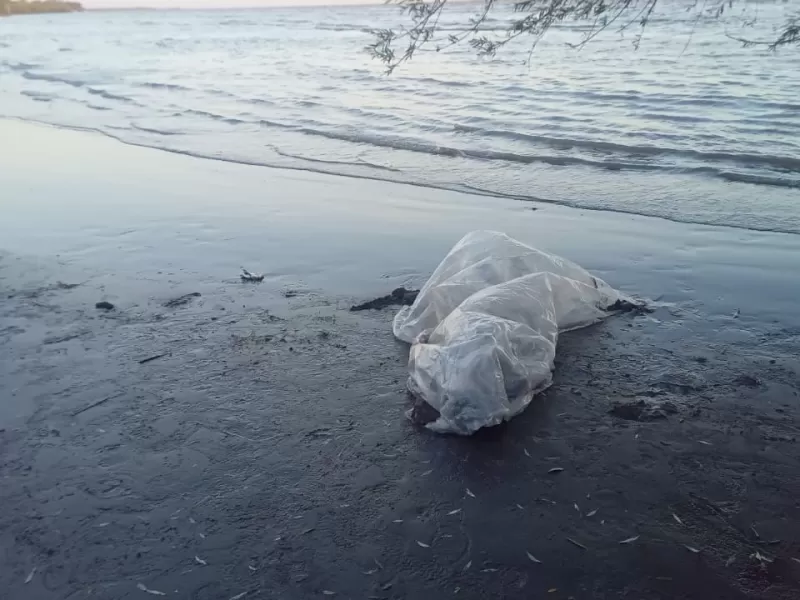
[1, 0, 83, 15]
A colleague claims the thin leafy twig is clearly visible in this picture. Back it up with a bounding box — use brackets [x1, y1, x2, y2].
[367, 0, 799, 73]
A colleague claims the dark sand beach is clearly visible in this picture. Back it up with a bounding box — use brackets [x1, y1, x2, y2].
[2, 120, 800, 599]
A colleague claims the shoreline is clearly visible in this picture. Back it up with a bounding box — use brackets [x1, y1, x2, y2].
[2, 118, 800, 599]
[5, 116, 800, 237]
[2, 119, 800, 308]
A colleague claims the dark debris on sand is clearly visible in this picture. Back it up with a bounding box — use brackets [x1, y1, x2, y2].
[606, 298, 652, 314]
[163, 292, 201, 308]
[609, 398, 679, 421]
[350, 287, 419, 312]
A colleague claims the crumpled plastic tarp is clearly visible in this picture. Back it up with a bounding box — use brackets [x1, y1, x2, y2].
[393, 231, 626, 435]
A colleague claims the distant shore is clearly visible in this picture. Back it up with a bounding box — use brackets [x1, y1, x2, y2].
[1, 0, 82, 16]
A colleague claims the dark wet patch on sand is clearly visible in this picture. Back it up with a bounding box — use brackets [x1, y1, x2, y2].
[1, 263, 799, 600]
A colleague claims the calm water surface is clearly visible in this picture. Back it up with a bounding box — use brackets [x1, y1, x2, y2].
[1, 2, 798, 233]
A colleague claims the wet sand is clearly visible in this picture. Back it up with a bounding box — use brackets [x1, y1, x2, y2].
[2, 120, 800, 599]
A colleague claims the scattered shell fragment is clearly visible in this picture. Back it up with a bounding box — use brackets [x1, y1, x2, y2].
[466, 488, 476, 498]
[462, 560, 472, 572]
[137, 583, 167, 596]
[248, 565, 257, 572]
[673, 513, 683, 526]
[573, 503, 581, 514]
[195, 556, 207, 566]
[698, 440, 712, 446]
[392, 519, 403, 523]
[230, 592, 248, 600]
[524, 448, 531, 457]
[566, 537, 587, 550]
[516, 504, 525, 510]
[416, 541, 430, 548]
[548, 467, 564, 474]
[447, 509, 462, 516]
[751, 551, 773, 564]
[684, 545, 701, 554]
[619, 536, 640, 544]
[24, 568, 36, 584]
[586, 509, 598, 518]
[526, 551, 542, 564]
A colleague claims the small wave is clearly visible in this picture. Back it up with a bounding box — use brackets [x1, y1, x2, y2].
[245, 97, 276, 107]
[450, 125, 800, 172]
[270, 145, 401, 172]
[258, 118, 295, 130]
[87, 87, 135, 103]
[140, 81, 192, 92]
[492, 86, 800, 112]
[183, 109, 249, 125]
[638, 112, 714, 124]
[659, 95, 800, 112]
[219, 18, 256, 26]
[289, 125, 665, 171]
[719, 172, 800, 189]
[87, 104, 111, 111]
[132, 124, 180, 136]
[405, 76, 470, 88]
[22, 70, 87, 88]
[21, 90, 53, 102]
[4, 61, 40, 71]
[314, 22, 368, 32]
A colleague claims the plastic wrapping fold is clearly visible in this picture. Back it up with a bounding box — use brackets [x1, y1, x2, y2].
[393, 231, 625, 435]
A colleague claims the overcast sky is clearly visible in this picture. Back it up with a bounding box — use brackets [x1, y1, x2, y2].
[87, 0, 380, 7]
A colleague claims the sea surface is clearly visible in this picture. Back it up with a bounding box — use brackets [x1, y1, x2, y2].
[1, 2, 798, 233]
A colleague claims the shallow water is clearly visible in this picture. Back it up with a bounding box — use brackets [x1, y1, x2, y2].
[1, 3, 798, 233]
[3, 119, 800, 336]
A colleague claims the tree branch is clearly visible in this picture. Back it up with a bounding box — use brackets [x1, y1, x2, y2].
[367, 0, 798, 73]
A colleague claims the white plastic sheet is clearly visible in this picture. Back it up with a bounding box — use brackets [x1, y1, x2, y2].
[393, 231, 625, 435]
